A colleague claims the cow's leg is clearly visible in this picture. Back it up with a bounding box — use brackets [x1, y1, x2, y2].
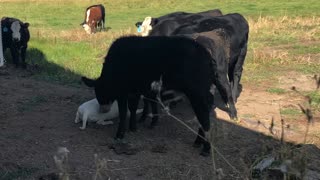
[115, 97, 128, 139]
[128, 94, 140, 132]
[139, 98, 149, 123]
[187, 92, 212, 156]
[10, 47, 19, 67]
[193, 127, 205, 148]
[216, 73, 237, 120]
[232, 44, 247, 102]
[149, 99, 159, 128]
[20, 47, 27, 68]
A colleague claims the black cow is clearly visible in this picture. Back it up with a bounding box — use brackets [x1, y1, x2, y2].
[172, 13, 248, 103]
[135, 9, 223, 36]
[82, 36, 217, 156]
[143, 13, 249, 119]
[1, 17, 30, 68]
[80, 4, 106, 34]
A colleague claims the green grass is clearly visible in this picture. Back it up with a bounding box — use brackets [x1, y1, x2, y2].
[0, 0, 319, 84]
[267, 88, 287, 94]
[308, 91, 320, 110]
[280, 108, 302, 116]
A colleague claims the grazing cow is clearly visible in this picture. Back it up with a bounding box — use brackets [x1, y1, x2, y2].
[82, 36, 217, 156]
[80, 4, 105, 34]
[135, 9, 223, 37]
[1, 17, 30, 68]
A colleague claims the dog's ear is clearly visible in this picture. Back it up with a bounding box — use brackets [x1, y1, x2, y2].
[81, 76, 96, 87]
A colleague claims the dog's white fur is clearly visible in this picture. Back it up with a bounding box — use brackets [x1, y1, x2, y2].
[75, 98, 142, 130]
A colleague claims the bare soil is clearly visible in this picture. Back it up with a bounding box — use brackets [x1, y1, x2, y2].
[0, 65, 319, 180]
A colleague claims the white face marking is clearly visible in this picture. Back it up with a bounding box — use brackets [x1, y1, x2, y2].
[82, 24, 92, 34]
[11, 21, 21, 41]
[140, 16, 153, 36]
[86, 9, 91, 23]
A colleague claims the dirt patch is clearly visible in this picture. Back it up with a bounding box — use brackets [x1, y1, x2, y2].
[0, 65, 319, 179]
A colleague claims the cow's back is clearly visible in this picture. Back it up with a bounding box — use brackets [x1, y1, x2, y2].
[149, 9, 223, 36]
[103, 36, 213, 91]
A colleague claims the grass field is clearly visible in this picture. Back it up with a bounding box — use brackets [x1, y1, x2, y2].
[0, 0, 319, 107]
[0, 0, 319, 82]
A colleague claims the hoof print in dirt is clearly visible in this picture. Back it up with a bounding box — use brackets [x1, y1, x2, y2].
[151, 144, 168, 154]
[109, 142, 139, 155]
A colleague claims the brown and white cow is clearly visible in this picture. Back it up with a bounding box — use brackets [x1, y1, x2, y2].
[80, 4, 105, 34]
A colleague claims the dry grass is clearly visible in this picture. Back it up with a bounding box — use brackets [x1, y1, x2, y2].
[246, 16, 320, 72]
[248, 16, 320, 42]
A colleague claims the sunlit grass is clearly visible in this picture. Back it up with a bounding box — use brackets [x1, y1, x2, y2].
[0, 0, 319, 84]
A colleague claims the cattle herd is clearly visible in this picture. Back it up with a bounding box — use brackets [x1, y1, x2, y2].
[1, 4, 249, 157]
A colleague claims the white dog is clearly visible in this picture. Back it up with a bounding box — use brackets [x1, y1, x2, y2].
[75, 98, 143, 130]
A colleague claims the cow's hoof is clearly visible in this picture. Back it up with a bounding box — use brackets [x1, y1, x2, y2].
[138, 116, 147, 123]
[115, 133, 125, 140]
[193, 142, 202, 148]
[200, 150, 211, 157]
[21, 63, 27, 69]
[129, 127, 137, 132]
[79, 127, 85, 130]
[200, 143, 211, 157]
[149, 120, 158, 128]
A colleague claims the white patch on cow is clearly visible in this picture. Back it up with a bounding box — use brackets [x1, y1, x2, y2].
[140, 16, 153, 36]
[11, 21, 21, 41]
[0, 22, 5, 67]
[86, 9, 91, 23]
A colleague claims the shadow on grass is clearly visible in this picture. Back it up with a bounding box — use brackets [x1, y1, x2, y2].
[2, 47, 83, 86]
[24, 48, 83, 86]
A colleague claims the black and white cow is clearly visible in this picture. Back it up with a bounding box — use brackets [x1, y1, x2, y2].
[139, 13, 249, 120]
[135, 9, 223, 36]
[80, 4, 106, 34]
[82, 35, 217, 156]
[0, 17, 30, 68]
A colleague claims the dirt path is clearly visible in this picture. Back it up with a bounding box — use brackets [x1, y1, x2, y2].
[0, 66, 319, 179]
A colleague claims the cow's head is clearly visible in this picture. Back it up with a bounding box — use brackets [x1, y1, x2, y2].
[136, 17, 158, 36]
[82, 23, 92, 34]
[81, 76, 114, 113]
[9, 20, 29, 43]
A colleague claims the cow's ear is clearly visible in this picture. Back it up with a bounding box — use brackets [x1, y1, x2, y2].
[82, 76, 96, 87]
[150, 18, 158, 26]
[23, 23, 29, 28]
[135, 22, 142, 27]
